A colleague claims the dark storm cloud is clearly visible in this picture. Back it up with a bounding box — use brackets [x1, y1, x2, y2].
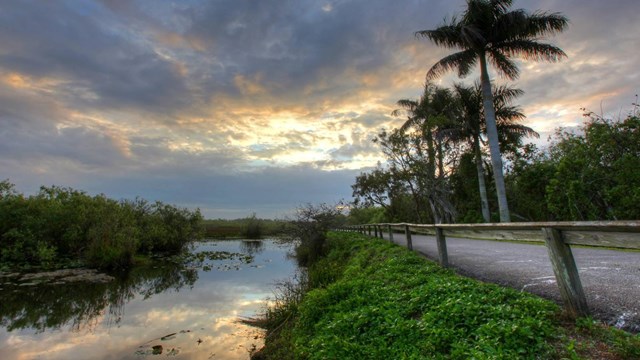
[1, 0, 639, 218]
[182, 0, 451, 98]
[0, 1, 190, 114]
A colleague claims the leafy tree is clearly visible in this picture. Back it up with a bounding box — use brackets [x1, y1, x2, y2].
[545, 112, 640, 220]
[290, 202, 346, 266]
[417, 0, 568, 222]
[505, 144, 555, 221]
[391, 84, 458, 223]
[352, 167, 395, 212]
[346, 206, 387, 225]
[449, 152, 484, 223]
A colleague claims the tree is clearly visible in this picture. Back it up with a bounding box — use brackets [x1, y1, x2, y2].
[444, 82, 536, 222]
[416, 0, 568, 222]
[394, 84, 457, 181]
[290, 202, 347, 266]
[545, 112, 640, 220]
[391, 84, 458, 223]
[352, 167, 394, 212]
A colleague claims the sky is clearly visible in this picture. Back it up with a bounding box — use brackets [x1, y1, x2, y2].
[1, 0, 638, 219]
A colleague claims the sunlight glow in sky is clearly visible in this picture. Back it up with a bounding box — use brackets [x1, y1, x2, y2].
[1, 0, 638, 218]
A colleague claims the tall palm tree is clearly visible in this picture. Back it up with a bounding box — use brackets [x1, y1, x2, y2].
[393, 84, 456, 180]
[416, 0, 568, 222]
[444, 82, 537, 222]
[392, 84, 457, 223]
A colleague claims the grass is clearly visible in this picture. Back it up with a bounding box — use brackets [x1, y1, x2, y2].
[253, 231, 640, 360]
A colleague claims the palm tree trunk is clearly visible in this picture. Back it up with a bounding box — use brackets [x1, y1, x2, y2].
[437, 138, 445, 178]
[473, 134, 491, 222]
[479, 53, 510, 222]
[425, 129, 436, 180]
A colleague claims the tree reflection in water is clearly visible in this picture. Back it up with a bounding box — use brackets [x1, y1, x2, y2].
[0, 262, 198, 333]
[240, 240, 265, 256]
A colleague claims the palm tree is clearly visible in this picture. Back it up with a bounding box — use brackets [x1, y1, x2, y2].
[416, 0, 568, 222]
[392, 84, 458, 223]
[444, 82, 537, 222]
[393, 84, 456, 180]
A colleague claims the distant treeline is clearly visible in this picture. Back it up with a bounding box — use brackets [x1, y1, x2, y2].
[0, 182, 203, 270]
[202, 215, 288, 239]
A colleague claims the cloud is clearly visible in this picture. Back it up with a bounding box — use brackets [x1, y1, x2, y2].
[1, 0, 639, 217]
[0, 1, 191, 116]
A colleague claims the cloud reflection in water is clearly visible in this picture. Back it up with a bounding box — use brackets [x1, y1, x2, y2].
[0, 239, 298, 360]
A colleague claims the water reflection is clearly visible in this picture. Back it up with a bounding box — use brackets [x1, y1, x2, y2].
[0, 239, 298, 360]
[240, 240, 265, 256]
[0, 261, 198, 333]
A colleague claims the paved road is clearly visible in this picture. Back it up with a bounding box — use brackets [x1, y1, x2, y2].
[381, 232, 640, 333]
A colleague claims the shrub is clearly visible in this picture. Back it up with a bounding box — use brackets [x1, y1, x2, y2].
[243, 213, 263, 239]
[0, 181, 203, 270]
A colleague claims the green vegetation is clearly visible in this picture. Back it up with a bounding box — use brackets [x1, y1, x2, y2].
[509, 112, 640, 221]
[0, 182, 203, 270]
[254, 232, 640, 359]
[352, 94, 640, 224]
[416, 0, 568, 222]
[351, 1, 640, 224]
[202, 215, 287, 239]
[289, 203, 347, 266]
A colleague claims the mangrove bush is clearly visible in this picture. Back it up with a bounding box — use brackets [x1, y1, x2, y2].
[0, 181, 203, 270]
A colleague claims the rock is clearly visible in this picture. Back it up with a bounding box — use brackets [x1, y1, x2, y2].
[152, 345, 163, 355]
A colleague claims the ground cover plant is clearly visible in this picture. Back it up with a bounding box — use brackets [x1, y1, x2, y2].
[254, 232, 640, 359]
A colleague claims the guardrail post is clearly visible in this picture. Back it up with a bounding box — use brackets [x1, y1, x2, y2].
[404, 225, 413, 250]
[387, 225, 394, 242]
[435, 227, 449, 267]
[374, 225, 379, 238]
[542, 227, 589, 318]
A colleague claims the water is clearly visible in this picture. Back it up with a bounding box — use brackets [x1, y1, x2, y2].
[0, 239, 298, 359]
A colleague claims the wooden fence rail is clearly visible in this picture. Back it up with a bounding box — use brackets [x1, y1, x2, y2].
[339, 221, 640, 319]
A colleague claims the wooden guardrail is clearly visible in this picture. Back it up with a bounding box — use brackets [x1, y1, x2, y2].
[340, 221, 640, 319]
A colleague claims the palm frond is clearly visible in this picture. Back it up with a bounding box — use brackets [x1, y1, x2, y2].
[495, 106, 526, 122]
[415, 18, 464, 49]
[490, 0, 513, 14]
[497, 40, 567, 62]
[492, 84, 524, 105]
[460, 24, 486, 48]
[497, 123, 539, 138]
[488, 49, 519, 80]
[426, 49, 477, 79]
[522, 11, 569, 38]
[437, 125, 472, 143]
[396, 99, 419, 110]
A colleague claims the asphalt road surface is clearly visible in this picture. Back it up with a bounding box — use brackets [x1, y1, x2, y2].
[381, 232, 640, 333]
